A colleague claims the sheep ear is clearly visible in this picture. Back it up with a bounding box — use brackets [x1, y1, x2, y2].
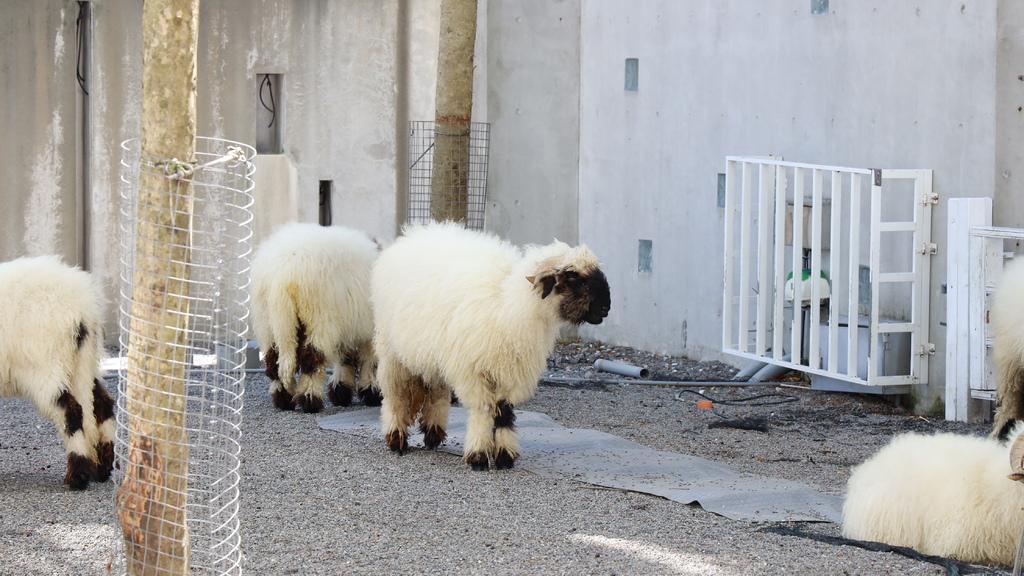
[527, 273, 558, 299]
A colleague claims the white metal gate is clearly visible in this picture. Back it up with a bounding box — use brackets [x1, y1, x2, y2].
[945, 197, 1024, 421]
[722, 157, 935, 387]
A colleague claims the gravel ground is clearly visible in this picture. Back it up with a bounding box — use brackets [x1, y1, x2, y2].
[0, 340, 1010, 575]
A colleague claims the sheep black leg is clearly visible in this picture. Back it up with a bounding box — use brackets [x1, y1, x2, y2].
[91, 379, 116, 481]
[328, 352, 357, 407]
[295, 343, 326, 413]
[328, 383, 353, 407]
[56, 390, 95, 489]
[271, 388, 295, 411]
[421, 425, 447, 450]
[493, 400, 517, 470]
[417, 384, 451, 450]
[265, 347, 296, 410]
[359, 386, 383, 407]
[466, 452, 489, 471]
[65, 454, 94, 490]
[385, 430, 409, 455]
[296, 394, 324, 414]
[463, 402, 495, 471]
[263, 346, 281, 381]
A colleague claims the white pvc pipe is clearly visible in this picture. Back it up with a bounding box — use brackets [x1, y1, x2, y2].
[541, 376, 767, 387]
[593, 359, 650, 379]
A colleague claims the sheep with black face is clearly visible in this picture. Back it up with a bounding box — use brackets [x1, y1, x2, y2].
[371, 221, 611, 470]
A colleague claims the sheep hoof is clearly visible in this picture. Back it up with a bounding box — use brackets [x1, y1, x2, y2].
[328, 384, 353, 407]
[271, 389, 295, 411]
[64, 454, 94, 490]
[467, 452, 489, 471]
[359, 387, 383, 407]
[297, 395, 324, 414]
[494, 450, 516, 470]
[422, 425, 447, 450]
[92, 442, 115, 482]
[385, 431, 408, 455]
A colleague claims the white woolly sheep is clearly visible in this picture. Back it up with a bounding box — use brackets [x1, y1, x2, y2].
[0, 255, 115, 490]
[991, 256, 1024, 440]
[250, 222, 381, 413]
[842, 426, 1024, 566]
[372, 221, 611, 470]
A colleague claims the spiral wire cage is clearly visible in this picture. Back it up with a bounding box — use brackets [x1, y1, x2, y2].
[408, 120, 490, 230]
[114, 137, 255, 575]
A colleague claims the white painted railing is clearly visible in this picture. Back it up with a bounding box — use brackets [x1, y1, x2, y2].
[722, 157, 935, 387]
[945, 197, 1024, 421]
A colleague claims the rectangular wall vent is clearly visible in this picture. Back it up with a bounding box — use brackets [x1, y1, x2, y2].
[638, 239, 653, 274]
[625, 58, 639, 91]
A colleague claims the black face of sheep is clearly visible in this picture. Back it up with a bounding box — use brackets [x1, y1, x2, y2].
[545, 268, 611, 326]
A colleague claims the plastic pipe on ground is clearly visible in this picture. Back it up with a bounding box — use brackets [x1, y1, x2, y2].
[540, 376, 769, 387]
[593, 359, 650, 379]
[733, 360, 768, 381]
[748, 355, 794, 383]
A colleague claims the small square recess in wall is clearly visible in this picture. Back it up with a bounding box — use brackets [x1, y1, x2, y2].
[625, 58, 639, 91]
[638, 239, 653, 274]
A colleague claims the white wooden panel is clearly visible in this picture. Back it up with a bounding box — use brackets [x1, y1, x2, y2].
[721, 160, 738, 351]
[723, 157, 933, 388]
[944, 198, 990, 421]
[772, 165, 787, 360]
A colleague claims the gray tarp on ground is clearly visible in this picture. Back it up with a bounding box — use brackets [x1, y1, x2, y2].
[318, 407, 843, 523]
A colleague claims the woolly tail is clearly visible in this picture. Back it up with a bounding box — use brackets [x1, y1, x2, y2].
[265, 282, 302, 386]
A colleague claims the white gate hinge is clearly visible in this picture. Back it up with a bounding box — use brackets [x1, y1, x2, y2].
[921, 192, 939, 205]
[918, 343, 936, 356]
[918, 242, 938, 255]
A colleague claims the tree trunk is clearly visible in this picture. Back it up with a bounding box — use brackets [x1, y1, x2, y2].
[116, 1, 199, 574]
[430, 0, 477, 223]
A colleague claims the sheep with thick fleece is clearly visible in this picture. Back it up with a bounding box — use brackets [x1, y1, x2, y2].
[0, 255, 115, 489]
[842, 426, 1024, 566]
[250, 223, 381, 413]
[991, 257, 1024, 440]
[372, 222, 611, 470]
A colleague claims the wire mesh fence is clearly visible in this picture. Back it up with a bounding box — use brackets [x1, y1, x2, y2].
[114, 137, 255, 576]
[408, 120, 490, 230]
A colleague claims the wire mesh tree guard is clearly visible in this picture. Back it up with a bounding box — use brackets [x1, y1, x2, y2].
[114, 137, 254, 576]
[408, 120, 490, 230]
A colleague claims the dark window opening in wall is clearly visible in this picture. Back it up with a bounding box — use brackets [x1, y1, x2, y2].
[256, 73, 283, 154]
[319, 181, 333, 226]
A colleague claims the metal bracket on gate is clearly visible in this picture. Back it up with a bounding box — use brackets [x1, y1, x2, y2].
[921, 192, 939, 205]
[918, 242, 938, 255]
[918, 343, 936, 356]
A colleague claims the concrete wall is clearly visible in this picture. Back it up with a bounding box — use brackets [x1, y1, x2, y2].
[995, 0, 1024, 231]
[197, 1, 399, 242]
[572, 1, 1020, 411]
[483, 0, 580, 246]
[3, 0, 404, 341]
[0, 4, 81, 263]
